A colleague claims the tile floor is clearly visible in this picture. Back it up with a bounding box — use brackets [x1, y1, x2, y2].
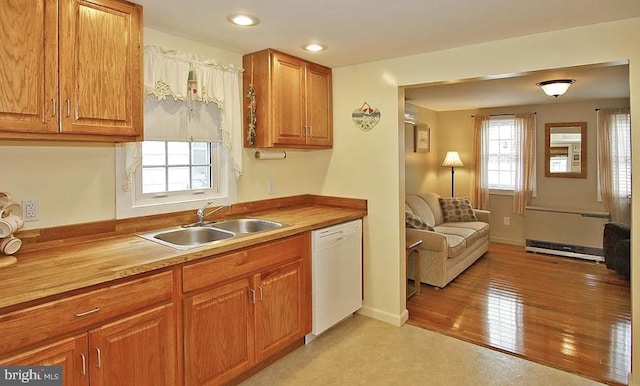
[241, 314, 604, 385]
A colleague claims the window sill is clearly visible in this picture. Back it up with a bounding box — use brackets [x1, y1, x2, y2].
[489, 189, 514, 196]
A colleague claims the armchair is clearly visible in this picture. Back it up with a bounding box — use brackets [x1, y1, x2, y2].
[603, 222, 630, 279]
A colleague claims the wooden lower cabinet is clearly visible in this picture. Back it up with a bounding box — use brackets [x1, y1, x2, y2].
[184, 279, 254, 386]
[89, 304, 176, 386]
[183, 235, 311, 386]
[0, 334, 88, 386]
[254, 259, 306, 362]
[0, 304, 176, 386]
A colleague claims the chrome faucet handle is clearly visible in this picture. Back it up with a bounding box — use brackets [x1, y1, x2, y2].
[196, 203, 231, 225]
[196, 202, 214, 224]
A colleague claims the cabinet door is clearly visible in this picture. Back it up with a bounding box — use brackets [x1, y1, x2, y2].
[254, 259, 306, 362]
[88, 304, 176, 386]
[59, 0, 142, 138]
[184, 278, 254, 386]
[0, 334, 88, 386]
[305, 63, 333, 147]
[0, 0, 58, 134]
[271, 51, 306, 145]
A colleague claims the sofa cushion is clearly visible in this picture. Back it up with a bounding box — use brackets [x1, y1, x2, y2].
[418, 192, 444, 225]
[405, 210, 435, 231]
[438, 197, 478, 222]
[438, 221, 489, 245]
[406, 195, 436, 227]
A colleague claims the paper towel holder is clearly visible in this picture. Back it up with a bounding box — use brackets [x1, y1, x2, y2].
[255, 150, 287, 160]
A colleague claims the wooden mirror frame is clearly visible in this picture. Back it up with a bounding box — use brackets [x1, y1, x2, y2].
[544, 121, 587, 178]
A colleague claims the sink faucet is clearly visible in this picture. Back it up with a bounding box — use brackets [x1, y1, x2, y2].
[195, 202, 232, 225]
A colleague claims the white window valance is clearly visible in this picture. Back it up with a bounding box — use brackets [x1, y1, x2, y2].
[122, 45, 243, 192]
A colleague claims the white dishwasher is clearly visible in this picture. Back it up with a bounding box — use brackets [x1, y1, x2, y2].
[305, 219, 363, 344]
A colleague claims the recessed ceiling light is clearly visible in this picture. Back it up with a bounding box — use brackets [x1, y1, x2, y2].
[227, 14, 259, 26]
[303, 43, 327, 52]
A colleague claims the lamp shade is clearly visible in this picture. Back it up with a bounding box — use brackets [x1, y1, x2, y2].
[536, 79, 575, 97]
[442, 151, 463, 167]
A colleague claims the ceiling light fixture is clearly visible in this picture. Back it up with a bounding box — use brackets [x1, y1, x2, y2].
[227, 14, 259, 26]
[303, 43, 327, 52]
[536, 79, 576, 98]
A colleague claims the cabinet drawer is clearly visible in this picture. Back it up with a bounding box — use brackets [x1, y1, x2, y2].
[0, 271, 173, 357]
[183, 235, 306, 293]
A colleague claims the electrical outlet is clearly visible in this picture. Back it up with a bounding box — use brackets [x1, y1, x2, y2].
[267, 180, 275, 195]
[503, 216, 510, 226]
[22, 200, 39, 222]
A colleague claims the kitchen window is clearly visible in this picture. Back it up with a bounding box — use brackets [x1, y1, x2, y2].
[116, 46, 242, 219]
[139, 141, 218, 196]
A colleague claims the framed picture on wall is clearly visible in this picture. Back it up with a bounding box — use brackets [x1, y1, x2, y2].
[414, 126, 430, 152]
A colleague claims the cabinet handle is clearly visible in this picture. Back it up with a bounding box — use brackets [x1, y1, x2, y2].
[249, 288, 256, 304]
[74, 307, 100, 317]
[304, 125, 309, 137]
[95, 347, 102, 368]
[308, 126, 312, 137]
[51, 99, 56, 117]
[80, 353, 86, 375]
[258, 286, 263, 301]
[65, 99, 70, 117]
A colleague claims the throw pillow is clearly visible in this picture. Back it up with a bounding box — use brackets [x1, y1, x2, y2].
[438, 196, 478, 222]
[405, 210, 435, 231]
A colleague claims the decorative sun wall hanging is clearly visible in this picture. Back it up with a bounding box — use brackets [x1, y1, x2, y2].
[352, 102, 381, 131]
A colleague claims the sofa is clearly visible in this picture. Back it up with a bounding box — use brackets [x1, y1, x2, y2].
[405, 192, 490, 288]
[603, 222, 630, 279]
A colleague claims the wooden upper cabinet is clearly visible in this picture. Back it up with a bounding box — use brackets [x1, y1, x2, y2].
[59, 0, 142, 138]
[243, 49, 332, 149]
[0, 0, 58, 134]
[0, 0, 143, 142]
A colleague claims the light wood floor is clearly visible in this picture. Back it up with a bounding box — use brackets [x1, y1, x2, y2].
[407, 243, 631, 386]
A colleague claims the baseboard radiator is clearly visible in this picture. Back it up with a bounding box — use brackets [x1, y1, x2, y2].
[524, 206, 610, 262]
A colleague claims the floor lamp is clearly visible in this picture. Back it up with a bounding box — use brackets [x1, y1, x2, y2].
[442, 151, 463, 197]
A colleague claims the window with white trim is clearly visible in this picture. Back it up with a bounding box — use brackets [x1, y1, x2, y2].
[487, 117, 516, 190]
[140, 141, 218, 196]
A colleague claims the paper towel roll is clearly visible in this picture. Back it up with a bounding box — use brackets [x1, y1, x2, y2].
[255, 150, 287, 160]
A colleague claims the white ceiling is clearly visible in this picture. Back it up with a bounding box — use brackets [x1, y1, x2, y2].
[404, 62, 630, 111]
[134, 0, 638, 109]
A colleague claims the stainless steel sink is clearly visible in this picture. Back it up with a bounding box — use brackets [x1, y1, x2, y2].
[139, 226, 235, 250]
[210, 218, 285, 234]
[138, 218, 288, 250]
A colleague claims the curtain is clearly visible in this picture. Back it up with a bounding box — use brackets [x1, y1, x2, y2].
[121, 45, 243, 192]
[472, 115, 490, 209]
[512, 113, 536, 215]
[597, 108, 631, 224]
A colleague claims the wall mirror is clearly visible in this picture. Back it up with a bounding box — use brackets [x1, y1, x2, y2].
[544, 121, 587, 178]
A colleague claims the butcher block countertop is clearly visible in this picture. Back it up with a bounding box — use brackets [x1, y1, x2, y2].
[0, 195, 367, 311]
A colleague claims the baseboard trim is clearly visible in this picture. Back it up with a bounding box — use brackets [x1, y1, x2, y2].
[358, 305, 407, 326]
[490, 236, 525, 246]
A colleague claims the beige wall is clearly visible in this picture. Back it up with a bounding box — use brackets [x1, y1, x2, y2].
[331, 18, 640, 381]
[404, 104, 440, 195]
[0, 29, 335, 229]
